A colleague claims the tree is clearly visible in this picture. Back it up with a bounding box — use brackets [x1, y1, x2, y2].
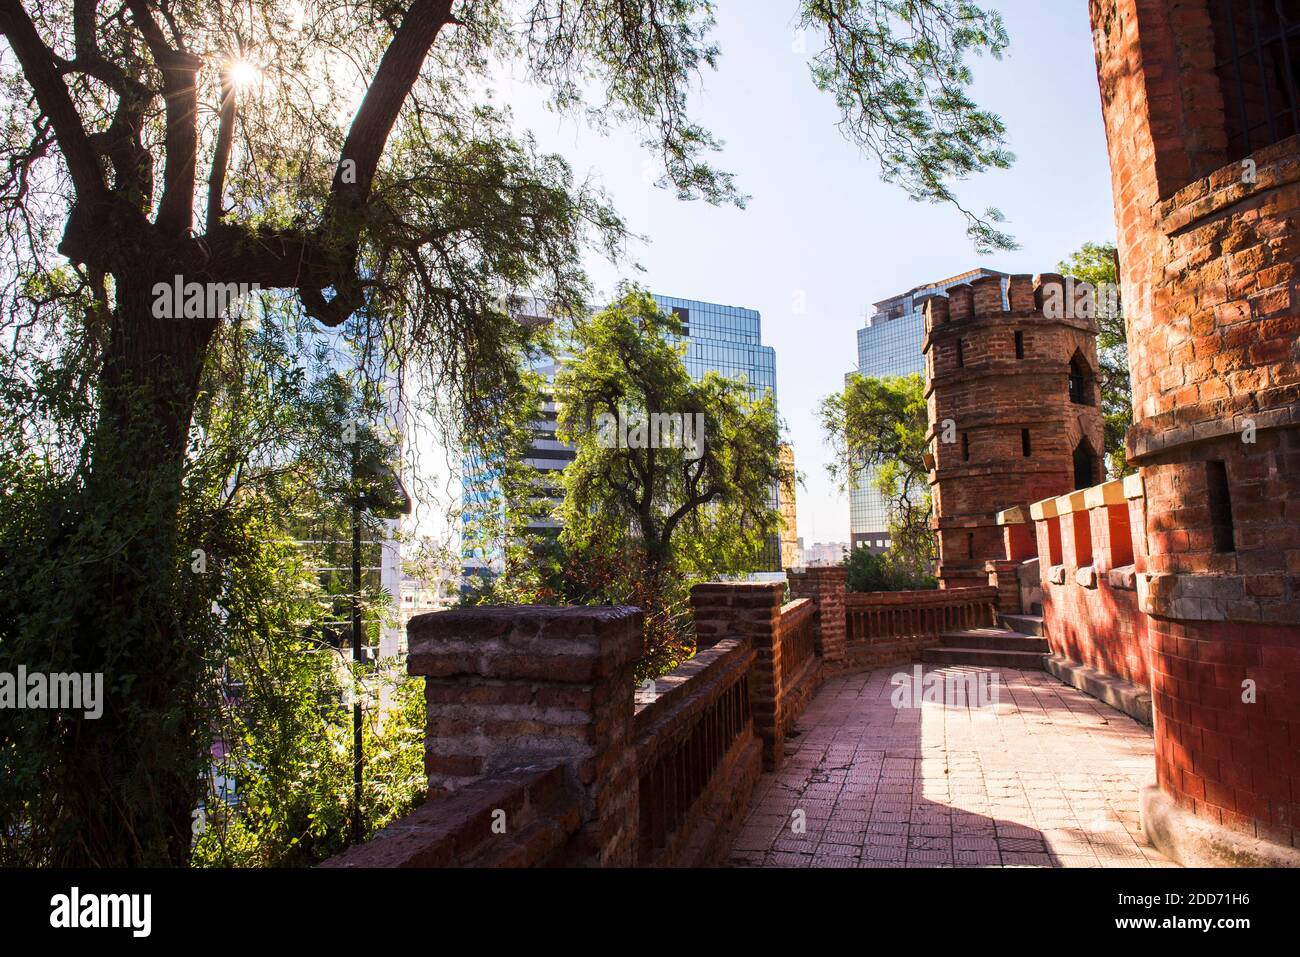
[842, 545, 936, 593]
[401, 533, 461, 608]
[820, 372, 933, 577]
[0, 292, 425, 866]
[556, 289, 787, 573]
[552, 288, 790, 673]
[1058, 241, 1133, 477]
[1, 0, 1011, 863]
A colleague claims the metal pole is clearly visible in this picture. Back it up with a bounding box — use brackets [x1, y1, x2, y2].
[351, 441, 364, 844]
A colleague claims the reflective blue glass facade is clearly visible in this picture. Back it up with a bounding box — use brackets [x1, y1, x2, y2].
[657, 295, 781, 571]
[656, 295, 777, 401]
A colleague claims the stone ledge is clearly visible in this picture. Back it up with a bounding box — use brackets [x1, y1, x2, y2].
[1157, 133, 1300, 234]
[1075, 565, 1098, 589]
[1140, 782, 1300, 868]
[319, 763, 576, 868]
[1136, 572, 1296, 622]
[1044, 654, 1151, 726]
[1126, 400, 1299, 462]
[408, 605, 643, 681]
[1107, 564, 1137, 591]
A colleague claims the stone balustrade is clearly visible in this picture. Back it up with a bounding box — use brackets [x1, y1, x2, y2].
[842, 584, 998, 672]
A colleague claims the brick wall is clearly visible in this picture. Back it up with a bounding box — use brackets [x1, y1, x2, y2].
[320, 576, 855, 869]
[690, 581, 786, 767]
[689, 581, 824, 768]
[321, 763, 581, 868]
[786, 566, 847, 663]
[843, 585, 999, 671]
[323, 599, 784, 868]
[1148, 616, 1300, 850]
[1030, 476, 1151, 688]
[633, 638, 762, 866]
[1091, 0, 1300, 855]
[407, 605, 644, 865]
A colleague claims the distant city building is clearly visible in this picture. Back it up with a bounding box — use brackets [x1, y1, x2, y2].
[657, 294, 777, 400]
[463, 293, 784, 576]
[659, 295, 781, 571]
[389, 577, 456, 656]
[778, 444, 799, 570]
[801, 541, 848, 567]
[849, 267, 1007, 552]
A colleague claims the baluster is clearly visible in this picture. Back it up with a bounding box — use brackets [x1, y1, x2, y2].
[708, 699, 718, 777]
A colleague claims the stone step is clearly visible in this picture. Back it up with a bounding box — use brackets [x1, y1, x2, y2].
[1000, 613, 1046, 637]
[921, 646, 1047, 669]
[938, 627, 1048, 652]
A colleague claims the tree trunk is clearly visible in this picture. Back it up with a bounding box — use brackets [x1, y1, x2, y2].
[51, 271, 217, 866]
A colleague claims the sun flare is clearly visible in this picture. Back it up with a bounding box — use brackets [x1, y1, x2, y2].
[227, 59, 260, 88]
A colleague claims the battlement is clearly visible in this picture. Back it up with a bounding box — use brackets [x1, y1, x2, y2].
[921, 273, 1099, 338]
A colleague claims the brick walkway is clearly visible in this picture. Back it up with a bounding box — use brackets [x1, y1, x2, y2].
[727, 664, 1176, 868]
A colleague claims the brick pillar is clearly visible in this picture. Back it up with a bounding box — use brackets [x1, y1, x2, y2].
[787, 567, 847, 663]
[997, 505, 1037, 562]
[984, 559, 1023, 615]
[406, 605, 643, 866]
[690, 581, 785, 768]
[1089, 0, 1300, 864]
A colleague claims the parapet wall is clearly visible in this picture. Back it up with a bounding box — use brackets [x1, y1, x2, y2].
[1021, 474, 1151, 690]
[322, 586, 828, 869]
[1018, 466, 1300, 862]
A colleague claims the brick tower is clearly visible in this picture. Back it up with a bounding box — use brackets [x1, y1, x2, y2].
[1091, 0, 1300, 864]
[923, 273, 1105, 591]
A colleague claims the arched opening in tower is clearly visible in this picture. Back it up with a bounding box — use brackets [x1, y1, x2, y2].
[1072, 437, 1100, 491]
[1068, 351, 1095, 406]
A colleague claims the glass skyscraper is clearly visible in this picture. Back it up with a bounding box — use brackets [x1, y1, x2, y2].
[656, 294, 777, 401]
[849, 268, 1006, 551]
[659, 295, 781, 572]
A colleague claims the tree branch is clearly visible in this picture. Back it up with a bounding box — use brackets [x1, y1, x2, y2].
[0, 0, 108, 203]
[206, 72, 235, 233]
[125, 0, 201, 236]
[298, 0, 455, 325]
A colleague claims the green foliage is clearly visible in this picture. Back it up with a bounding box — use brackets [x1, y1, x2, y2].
[843, 546, 937, 593]
[0, 0, 1015, 862]
[469, 534, 696, 681]
[190, 519, 426, 869]
[555, 288, 788, 574]
[1058, 241, 1134, 477]
[184, 315, 426, 866]
[820, 371, 934, 576]
[471, 287, 791, 678]
[801, 0, 1017, 251]
[0, 403, 221, 865]
[0, 300, 425, 866]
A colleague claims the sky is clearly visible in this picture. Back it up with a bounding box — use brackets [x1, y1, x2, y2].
[415, 0, 1119, 547]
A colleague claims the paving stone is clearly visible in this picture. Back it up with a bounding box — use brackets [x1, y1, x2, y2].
[730, 663, 1176, 869]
